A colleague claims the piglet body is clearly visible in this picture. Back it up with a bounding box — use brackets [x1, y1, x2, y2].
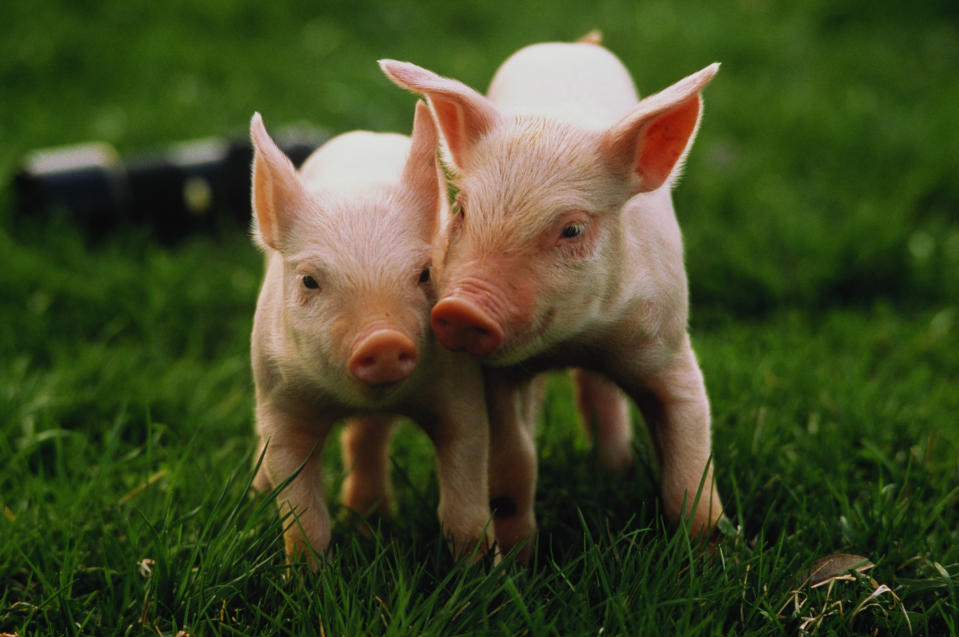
[381, 38, 724, 535]
[249, 103, 493, 567]
[487, 42, 639, 128]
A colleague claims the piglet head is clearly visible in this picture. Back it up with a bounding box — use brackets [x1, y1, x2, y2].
[251, 106, 442, 401]
[380, 60, 717, 365]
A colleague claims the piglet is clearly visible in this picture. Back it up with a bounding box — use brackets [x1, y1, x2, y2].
[249, 102, 493, 567]
[380, 38, 725, 536]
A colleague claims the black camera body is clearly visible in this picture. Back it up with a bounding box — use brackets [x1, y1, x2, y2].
[13, 126, 326, 241]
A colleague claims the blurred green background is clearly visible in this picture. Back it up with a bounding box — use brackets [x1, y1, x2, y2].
[3, 0, 958, 314]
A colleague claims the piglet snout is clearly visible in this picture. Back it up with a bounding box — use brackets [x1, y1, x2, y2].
[431, 297, 504, 357]
[348, 329, 418, 385]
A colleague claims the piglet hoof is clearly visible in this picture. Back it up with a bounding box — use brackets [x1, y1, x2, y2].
[341, 488, 395, 537]
[445, 534, 497, 567]
[489, 497, 536, 564]
[283, 532, 329, 573]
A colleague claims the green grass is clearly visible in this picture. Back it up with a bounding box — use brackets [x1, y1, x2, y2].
[2, 1, 958, 634]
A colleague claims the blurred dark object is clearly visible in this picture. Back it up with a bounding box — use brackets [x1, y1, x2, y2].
[12, 125, 327, 241]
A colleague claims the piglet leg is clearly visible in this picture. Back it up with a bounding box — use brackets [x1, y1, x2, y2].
[258, 409, 332, 569]
[422, 392, 496, 561]
[485, 370, 542, 563]
[624, 338, 724, 537]
[340, 415, 398, 520]
[572, 369, 634, 472]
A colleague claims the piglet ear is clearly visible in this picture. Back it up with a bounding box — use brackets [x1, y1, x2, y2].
[379, 59, 502, 170]
[402, 100, 444, 241]
[601, 63, 719, 194]
[250, 112, 311, 251]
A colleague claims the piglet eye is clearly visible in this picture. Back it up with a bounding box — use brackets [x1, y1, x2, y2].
[418, 267, 431, 284]
[561, 223, 585, 239]
[302, 275, 320, 290]
[453, 201, 465, 218]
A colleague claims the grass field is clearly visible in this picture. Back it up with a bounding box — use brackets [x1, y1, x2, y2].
[2, 1, 958, 634]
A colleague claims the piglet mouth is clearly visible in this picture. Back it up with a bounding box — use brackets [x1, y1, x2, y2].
[359, 380, 405, 397]
[482, 307, 556, 367]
